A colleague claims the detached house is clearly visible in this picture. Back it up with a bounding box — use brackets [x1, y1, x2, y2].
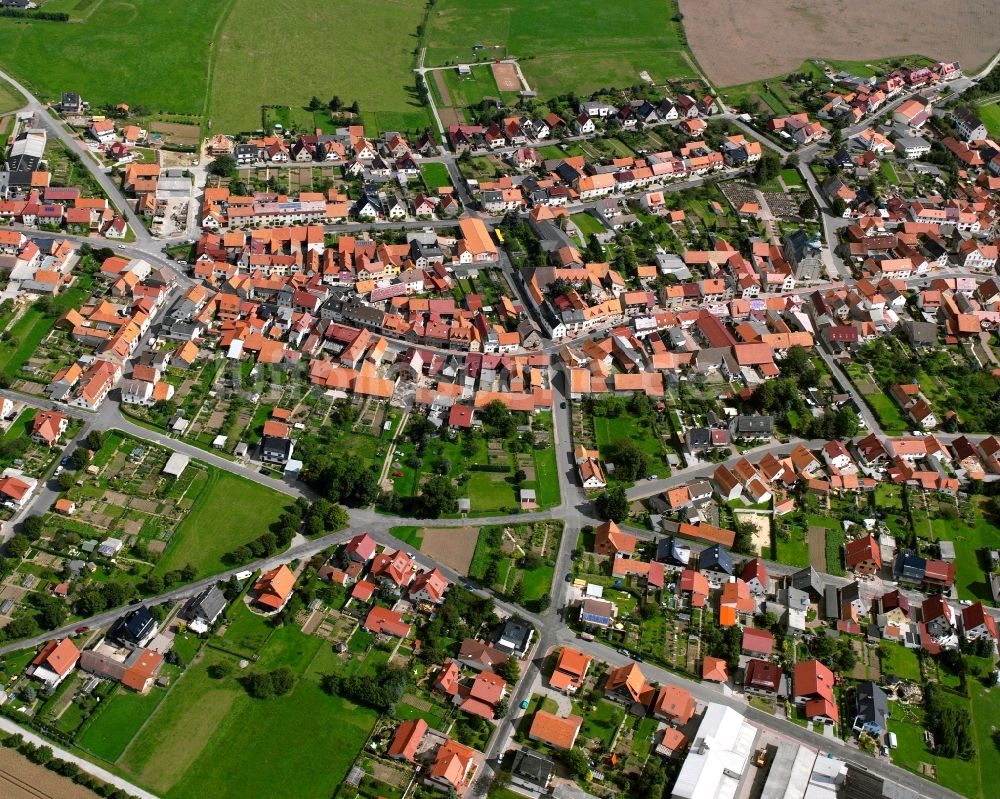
[844, 535, 881, 578]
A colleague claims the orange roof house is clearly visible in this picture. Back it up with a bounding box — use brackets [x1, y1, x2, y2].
[253, 564, 295, 611]
[604, 662, 655, 709]
[364, 605, 411, 638]
[844, 534, 881, 577]
[702, 656, 728, 682]
[529, 711, 583, 749]
[652, 684, 695, 725]
[388, 718, 428, 761]
[428, 739, 476, 794]
[31, 410, 68, 446]
[29, 638, 80, 687]
[549, 646, 592, 693]
[594, 520, 637, 557]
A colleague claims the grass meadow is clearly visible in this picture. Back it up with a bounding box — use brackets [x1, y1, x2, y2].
[154, 468, 291, 577]
[0, 0, 226, 114]
[210, 0, 432, 135]
[424, 0, 694, 96]
[118, 604, 377, 798]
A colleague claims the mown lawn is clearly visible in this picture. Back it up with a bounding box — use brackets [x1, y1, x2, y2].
[980, 103, 1000, 139]
[879, 644, 922, 682]
[592, 414, 670, 482]
[571, 212, 605, 238]
[929, 500, 1000, 602]
[424, 0, 693, 94]
[420, 162, 451, 192]
[154, 467, 291, 578]
[78, 685, 169, 762]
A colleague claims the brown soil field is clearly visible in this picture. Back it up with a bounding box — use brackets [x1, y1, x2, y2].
[438, 107, 464, 127]
[680, 0, 999, 86]
[150, 121, 201, 147]
[419, 526, 479, 574]
[492, 62, 521, 92]
[0, 747, 100, 799]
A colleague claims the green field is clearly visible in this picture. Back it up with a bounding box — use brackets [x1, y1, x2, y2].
[571, 212, 605, 238]
[154, 467, 291, 578]
[420, 162, 451, 191]
[438, 64, 504, 107]
[210, 0, 432, 135]
[78, 684, 169, 762]
[879, 644, 922, 682]
[0, 80, 24, 114]
[0, 0, 226, 115]
[424, 0, 694, 96]
[119, 624, 378, 798]
[979, 103, 1000, 139]
[0, 0, 433, 137]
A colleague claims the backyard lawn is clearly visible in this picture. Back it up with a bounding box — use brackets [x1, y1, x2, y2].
[571, 212, 605, 238]
[978, 102, 1000, 139]
[420, 162, 451, 192]
[592, 414, 671, 482]
[879, 644, 922, 682]
[889, 684, 996, 799]
[928, 499, 1000, 602]
[571, 697, 625, 749]
[154, 467, 292, 578]
[78, 685, 169, 762]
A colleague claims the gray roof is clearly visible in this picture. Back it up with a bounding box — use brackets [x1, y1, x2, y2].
[186, 585, 227, 625]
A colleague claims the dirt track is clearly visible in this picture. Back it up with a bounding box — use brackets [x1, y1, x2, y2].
[492, 62, 521, 92]
[680, 0, 999, 86]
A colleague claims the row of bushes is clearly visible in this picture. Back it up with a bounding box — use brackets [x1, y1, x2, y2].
[0, 9, 68, 20]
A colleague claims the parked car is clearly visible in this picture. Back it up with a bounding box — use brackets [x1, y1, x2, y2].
[520, 699, 530, 710]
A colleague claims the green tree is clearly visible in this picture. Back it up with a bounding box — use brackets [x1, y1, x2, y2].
[481, 400, 515, 438]
[21, 515, 44, 540]
[57, 471, 76, 491]
[597, 485, 629, 522]
[208, 155, 238, 179]
[6, 534, 29, 559]
[754, 151, 780, 185]
[498, 656, 520, 683]
[85, 430, 104, 451]
[603, 439, 649, 483]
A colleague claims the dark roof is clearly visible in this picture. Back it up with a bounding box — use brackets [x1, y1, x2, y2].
[109, 606, 155, 647]
[655, 536, 689, 568]
[511, 749, 554, 787]
[186, 585, 227, 624]
[733, 415, 773, 434]
[855, 681, 888, 724]
[790, 567, 825, 600]
[699, 543, 733, 575]
[894, 551, 926, 580]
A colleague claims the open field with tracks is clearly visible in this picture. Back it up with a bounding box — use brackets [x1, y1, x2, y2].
[680, 0, 999, 86]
